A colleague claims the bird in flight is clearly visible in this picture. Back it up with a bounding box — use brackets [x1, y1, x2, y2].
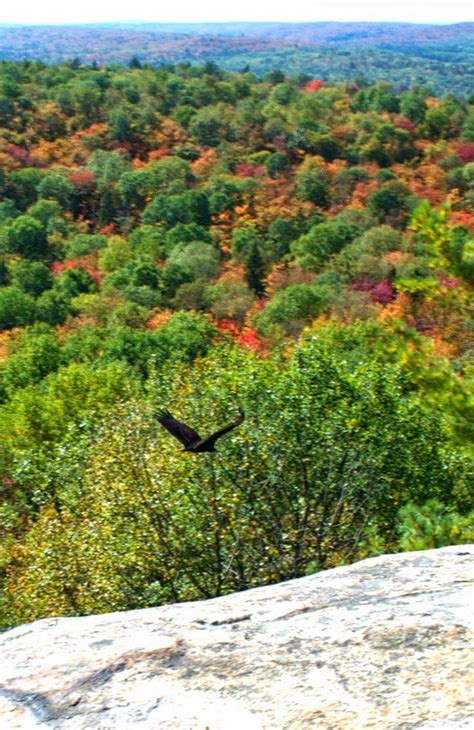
[156, 407, 244, 453]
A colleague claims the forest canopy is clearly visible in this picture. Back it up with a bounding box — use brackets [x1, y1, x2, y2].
[0, 22, 473, 97]
[0, 59, 472, 628]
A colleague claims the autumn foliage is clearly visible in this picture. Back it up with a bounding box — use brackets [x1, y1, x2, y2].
[0, 60, 472, 629]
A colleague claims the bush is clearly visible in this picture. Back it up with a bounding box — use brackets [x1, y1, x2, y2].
[397, 500, 474, 551]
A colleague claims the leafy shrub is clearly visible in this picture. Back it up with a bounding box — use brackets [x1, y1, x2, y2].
[397, 500, 474, 551]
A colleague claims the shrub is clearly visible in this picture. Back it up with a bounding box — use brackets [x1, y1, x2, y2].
[397, 500, 474, 551]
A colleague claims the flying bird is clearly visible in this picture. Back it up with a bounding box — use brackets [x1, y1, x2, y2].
[156, 407, 244, 453]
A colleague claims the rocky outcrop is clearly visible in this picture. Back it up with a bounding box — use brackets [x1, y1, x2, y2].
[1, 545, 473, 729]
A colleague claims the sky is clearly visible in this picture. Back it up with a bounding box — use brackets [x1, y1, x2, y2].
[0, 1, 472, 25]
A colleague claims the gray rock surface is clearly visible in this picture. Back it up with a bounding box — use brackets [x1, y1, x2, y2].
[0, 546, 473, 729]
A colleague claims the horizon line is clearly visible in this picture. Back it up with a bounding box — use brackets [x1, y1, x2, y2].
[0, 20, 472, 27]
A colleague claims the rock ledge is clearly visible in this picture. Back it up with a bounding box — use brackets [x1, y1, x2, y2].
[1, 545, 473, 729]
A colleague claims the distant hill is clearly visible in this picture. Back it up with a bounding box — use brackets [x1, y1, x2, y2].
[0, 22, 473, 95]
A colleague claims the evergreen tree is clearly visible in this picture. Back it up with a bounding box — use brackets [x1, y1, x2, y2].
[98, 188, 118, 226]
[128, 56, 142, 69]
[244, 239, 266, 296]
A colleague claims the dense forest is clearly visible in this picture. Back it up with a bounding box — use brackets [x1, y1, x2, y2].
[0, 59, 473, 628]
[0, 22, 473, 96]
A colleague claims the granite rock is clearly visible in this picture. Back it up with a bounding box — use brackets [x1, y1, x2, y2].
[0, 545, 473, 729]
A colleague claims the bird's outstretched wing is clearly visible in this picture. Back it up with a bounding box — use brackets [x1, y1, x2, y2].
[199, 408, 245, 450]
[156, 409, 201, 448]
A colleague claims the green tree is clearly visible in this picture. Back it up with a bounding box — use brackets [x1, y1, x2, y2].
[1, 328, 62, 394]
[397, 500, 474, 551]
[108, 106, 134, 143]
[265, 152, 290, 178]
[98, 188, 119, 226]
[98, 236, 135, 274]
[400, 90, 427, 123]
[71, 81, 102, 122]
[0, 199, 19, 226]
[6, 169, 43, 210]
[4, 323, 470, 625]
[27, 199, 63, 226]
[409, 201, 474, 284]
[292, 220, 360, 271]
[10, 261, 53, 297]
[294, 166, 330, 208]
[368, 182, 413, 225]
[55, 269, 96, 299]
[168, 243, 219, 282]
[65, 233, 107, 259]
[255, 284, 324, 335]
[4, 215, 47, 259]
[189, 106, 228, 146]
[231, 224, 262, 261]
[37, 174, 74, 210]
[0, 287, 36, 330]
[204, 281, 255, 324]
[244, 239, 266, 295]
[267, 218, 300, 259]
[36, 290, 70, 326]
[424, 108, 449, 139]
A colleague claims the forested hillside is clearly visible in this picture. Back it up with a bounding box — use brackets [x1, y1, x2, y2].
[0, 22, 473, 96]
[0, 60, 472, 627]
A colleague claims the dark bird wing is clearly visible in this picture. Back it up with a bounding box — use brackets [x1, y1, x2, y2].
[156, 409, 201, 448]
[199, 408, 245, 449]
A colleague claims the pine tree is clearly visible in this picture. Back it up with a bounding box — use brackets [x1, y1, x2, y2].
[99, 188, 118, 226]
[244, 240, 266, 296]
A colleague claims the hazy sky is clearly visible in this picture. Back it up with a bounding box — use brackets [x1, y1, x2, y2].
[0, 1, 472, 25]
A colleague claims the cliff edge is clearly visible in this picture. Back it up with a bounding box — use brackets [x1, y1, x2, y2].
[1, 545, 473, 729]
